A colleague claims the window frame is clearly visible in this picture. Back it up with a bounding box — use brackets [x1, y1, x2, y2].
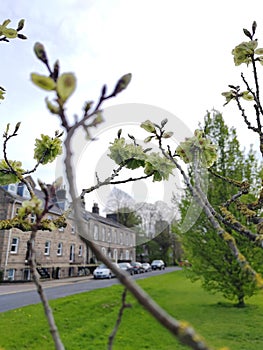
[8, 268, 15, 281]
[69, 244, 75, 262]
[57, 242, 63, 256]
[44, 241, 51, 256]
[10, 237, 19, 254]
[93, 224, 99, 240]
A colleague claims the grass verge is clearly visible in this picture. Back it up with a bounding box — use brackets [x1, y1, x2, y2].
[0, 270, 263, 349]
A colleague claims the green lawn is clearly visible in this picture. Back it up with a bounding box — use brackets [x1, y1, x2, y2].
[1, 270, 263, 349]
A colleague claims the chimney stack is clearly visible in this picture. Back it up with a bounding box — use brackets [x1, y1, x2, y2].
[92, 203, 99, 214]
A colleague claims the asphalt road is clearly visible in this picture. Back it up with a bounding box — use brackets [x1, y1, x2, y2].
[0, 267, 179, 312]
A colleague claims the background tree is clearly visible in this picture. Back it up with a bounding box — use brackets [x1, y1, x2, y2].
[145, 220, 172, 263]
[105, 187, 135, 213]
[175, 110, 263, 306]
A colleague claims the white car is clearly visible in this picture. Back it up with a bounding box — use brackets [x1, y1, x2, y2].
[93, 263, 118, 279]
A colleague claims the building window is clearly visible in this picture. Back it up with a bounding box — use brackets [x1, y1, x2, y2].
[10, 238, 19, 253]
[112, 230, 117, 244]
[44, 241, 51, 255]
[8, 269, 15, 281]
[126, 233, 129, 246]
[23, 188, 31, 198]
[94, 225, 99, 240]
[57, 242, 63, 256]
[78, 245, 83, 257]
[126, 250, 129, 260]
[69, 244, 75, 262]
[120, 233, 123, 245]
[107, 229, 111, 243]
[23, 269, 31, 280]
[101, 227, 106, 241]
[102, 247, 106, 255]
[113, 249, 117, 262]
[71, 224, 75, 234]
[8, 184, 17, 194]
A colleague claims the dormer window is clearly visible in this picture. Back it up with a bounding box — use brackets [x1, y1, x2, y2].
[7, 183, 17, 194]
[23, 187, 31, 199]
[17, 183, 31, 198]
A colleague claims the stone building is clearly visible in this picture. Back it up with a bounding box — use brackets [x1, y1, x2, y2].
[0, 179, 136, 281]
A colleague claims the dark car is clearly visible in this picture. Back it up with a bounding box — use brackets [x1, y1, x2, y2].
[118, 262, 134, 275]
[130, 262, 144, 274]
[151, 260, 165, 270]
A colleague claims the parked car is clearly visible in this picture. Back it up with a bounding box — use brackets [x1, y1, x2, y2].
[151, 259, 165, 270]
[118, 262, 134, 275]
[130, 262, 145, 274]
[93, 263, 118, 279]
[142, 262, 152, 272]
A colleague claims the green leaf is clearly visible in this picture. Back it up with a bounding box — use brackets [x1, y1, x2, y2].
[126, 159, 145, 169]
[0, 159, 24, 185]
[153, 171, 162, 182]
[31, 73, 56, 91]
[242, 91, 254, 101]
[0, 90, 6, 100]
[34, 134, 63, 164]
[3, 28, 17, 39]
[163, 132, 173, 139]
[141, 120, 156, 133]
[255, 48, 263, 55]
[2, 19, 11, 27]
[57, 73, 76, 102]
[45, 97, 60, 114]
[144, 136, 154, 143]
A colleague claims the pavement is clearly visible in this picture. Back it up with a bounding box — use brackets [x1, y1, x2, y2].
[0, 275, 93, 295]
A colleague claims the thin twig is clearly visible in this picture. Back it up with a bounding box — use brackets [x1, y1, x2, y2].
[108, 288, 132, 350]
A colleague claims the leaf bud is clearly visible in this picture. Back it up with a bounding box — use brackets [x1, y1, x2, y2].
[52, 60, 60, 80]
[117, 129, 122, 139]
[17, 34, 27, 40]
[83, 101, 93, 114]
[14, 122, 21, 134]
[243, 28, 252, 39]
[112, 73, 132, 95]
[101, 84, 107, 97]
[252, 21, 257, 35]
[34, 42, 48, 64]
[17, 19, 25, 31]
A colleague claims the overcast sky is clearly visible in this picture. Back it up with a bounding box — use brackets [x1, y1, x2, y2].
[1, 0, 263, 211]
